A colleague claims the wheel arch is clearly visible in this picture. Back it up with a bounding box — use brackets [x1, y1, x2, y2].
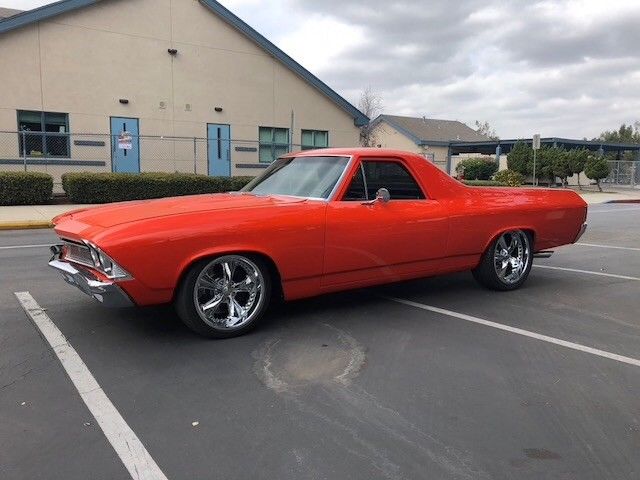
[172, 248, 284, 303]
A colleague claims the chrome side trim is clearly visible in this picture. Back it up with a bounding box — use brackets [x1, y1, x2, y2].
[574, 223, 588, 243]
[49, 245, 134, 308]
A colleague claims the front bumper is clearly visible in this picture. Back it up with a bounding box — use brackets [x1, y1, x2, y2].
[49, 245, 134, 308]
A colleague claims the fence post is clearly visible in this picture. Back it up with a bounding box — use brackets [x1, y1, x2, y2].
[21, 130, 27, 172]
[193, 137, 197, 174]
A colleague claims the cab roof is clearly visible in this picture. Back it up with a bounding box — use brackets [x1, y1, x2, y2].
[290, 148, 423, 158]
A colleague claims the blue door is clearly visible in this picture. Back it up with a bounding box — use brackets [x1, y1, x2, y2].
[110, 117, 140, 173]
[208, 124, 231, 177]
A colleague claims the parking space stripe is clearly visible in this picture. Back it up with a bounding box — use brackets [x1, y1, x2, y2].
[533, 264, 640, 281]
[0, 244, 51, 250]
[14, 292, 169, 480]
[575, 242, 640, 252]
[384, 296, 640, 368]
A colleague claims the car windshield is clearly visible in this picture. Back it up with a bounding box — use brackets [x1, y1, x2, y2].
[242, 156, 350, 199]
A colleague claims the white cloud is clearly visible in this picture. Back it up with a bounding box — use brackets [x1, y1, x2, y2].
[1, 0, 48, 9]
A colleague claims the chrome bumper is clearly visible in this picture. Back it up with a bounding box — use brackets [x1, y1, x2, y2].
[49, 245, 134, 308]
[574, 222, 588, 243]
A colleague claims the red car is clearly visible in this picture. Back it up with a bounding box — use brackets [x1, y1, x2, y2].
[50, 148, 587, 338]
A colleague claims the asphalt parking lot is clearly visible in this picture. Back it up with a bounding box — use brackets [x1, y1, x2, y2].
[1, 203, 639, 480]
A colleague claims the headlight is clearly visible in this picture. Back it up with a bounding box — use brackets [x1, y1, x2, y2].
[84, 241, 131, 280]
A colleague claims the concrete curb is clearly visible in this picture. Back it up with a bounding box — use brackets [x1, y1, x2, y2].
[0, 221, 52, 230]
[604, 199, 640, 204]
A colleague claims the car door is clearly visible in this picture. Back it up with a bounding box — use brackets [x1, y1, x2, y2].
[323, 157, 449, 288]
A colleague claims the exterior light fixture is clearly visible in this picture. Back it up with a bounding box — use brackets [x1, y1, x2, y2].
[168, 48, 178, 55]
[119, 98, 129, 104]
[214, 107, 223, 112]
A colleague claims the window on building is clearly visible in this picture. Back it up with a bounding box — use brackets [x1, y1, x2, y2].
[17, 110, 70, 157]
[259, 127, 289, 163]
[343, 160, 425, 200]
[301, 129, 328, 150]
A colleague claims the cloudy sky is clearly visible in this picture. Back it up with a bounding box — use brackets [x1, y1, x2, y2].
[4, 0, 640, 138]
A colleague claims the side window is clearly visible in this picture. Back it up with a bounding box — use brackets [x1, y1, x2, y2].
[343, 165, 367, 201]
[362, 161, 425, 200]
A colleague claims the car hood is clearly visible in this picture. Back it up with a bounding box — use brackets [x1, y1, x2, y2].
[53, 193, 308, 228]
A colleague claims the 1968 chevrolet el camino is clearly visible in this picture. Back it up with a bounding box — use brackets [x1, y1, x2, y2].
[50, 148, 587, 338]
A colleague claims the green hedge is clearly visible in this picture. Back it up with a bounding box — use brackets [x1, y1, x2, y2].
[0, 172, 53, 205]
[494, 169, 524, 187]
[62, 172, 255, 204]
[462, 180, 507, 187]
[456, 157, 499, 180]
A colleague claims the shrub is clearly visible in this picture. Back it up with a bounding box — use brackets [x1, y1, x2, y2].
[584, 155, 611, 192]
[62, 172, 254, 204]
[455, 157, 498, 180]
[494, 169, 524, 187]
[462, 180, 507, 187]
[0, 171, 53, 205]
[228, 176, 255, 191]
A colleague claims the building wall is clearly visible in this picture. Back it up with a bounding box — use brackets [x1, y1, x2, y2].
[370, 121, 449, 171]
[0, 0, 360, 183]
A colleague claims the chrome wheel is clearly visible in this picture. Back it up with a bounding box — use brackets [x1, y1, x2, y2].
[193, 255, 265, 330]
[494, 230, 531, 285]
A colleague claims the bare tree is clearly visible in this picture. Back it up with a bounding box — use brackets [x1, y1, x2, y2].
[358, 86, 383, 147]
[474, 120, 499, 140]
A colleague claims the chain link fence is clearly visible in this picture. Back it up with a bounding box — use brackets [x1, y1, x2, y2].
[604, 160, 639, 187]
[0, 130, 308, 190]
[5, 130, 637, 189]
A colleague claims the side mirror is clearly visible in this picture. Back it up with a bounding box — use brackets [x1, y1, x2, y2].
[362, 188, 391, 205]
[375, 188, 391, 203]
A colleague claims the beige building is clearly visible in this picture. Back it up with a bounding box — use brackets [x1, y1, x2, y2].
[0, 0, 367, 185]
[370, 115, 490, 173]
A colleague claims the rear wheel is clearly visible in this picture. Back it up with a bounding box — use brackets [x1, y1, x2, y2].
[472, 230, 532, 291]
[175, 255, 271, 338]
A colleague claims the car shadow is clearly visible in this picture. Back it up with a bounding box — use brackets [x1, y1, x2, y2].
[71, 269, 569, 342]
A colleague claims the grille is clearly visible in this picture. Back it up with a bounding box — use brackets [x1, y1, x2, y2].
[63, 241, 95, 267]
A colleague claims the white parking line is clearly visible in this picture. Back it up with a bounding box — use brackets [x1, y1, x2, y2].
[0, 244, 51, 250]
[384, 296, 640, 368]
[14, 292, 169, 480]
[575, 242, 640, 252]
[533, 264, 640, 281]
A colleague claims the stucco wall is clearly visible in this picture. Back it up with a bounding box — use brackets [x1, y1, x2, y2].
[0, 0, 360, 182]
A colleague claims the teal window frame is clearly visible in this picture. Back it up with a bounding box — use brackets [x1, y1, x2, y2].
[301, 129, 329, 150]
[259, 126, 290, 163]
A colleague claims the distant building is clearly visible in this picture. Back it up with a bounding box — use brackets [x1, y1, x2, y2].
[0, 0, 367, 185]
[0, 7, 22, 20]
[370, 114, 490, 172]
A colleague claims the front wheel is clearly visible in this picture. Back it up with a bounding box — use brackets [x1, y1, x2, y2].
[472, 230, 532, 291]
[175, 255, 271, 338]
